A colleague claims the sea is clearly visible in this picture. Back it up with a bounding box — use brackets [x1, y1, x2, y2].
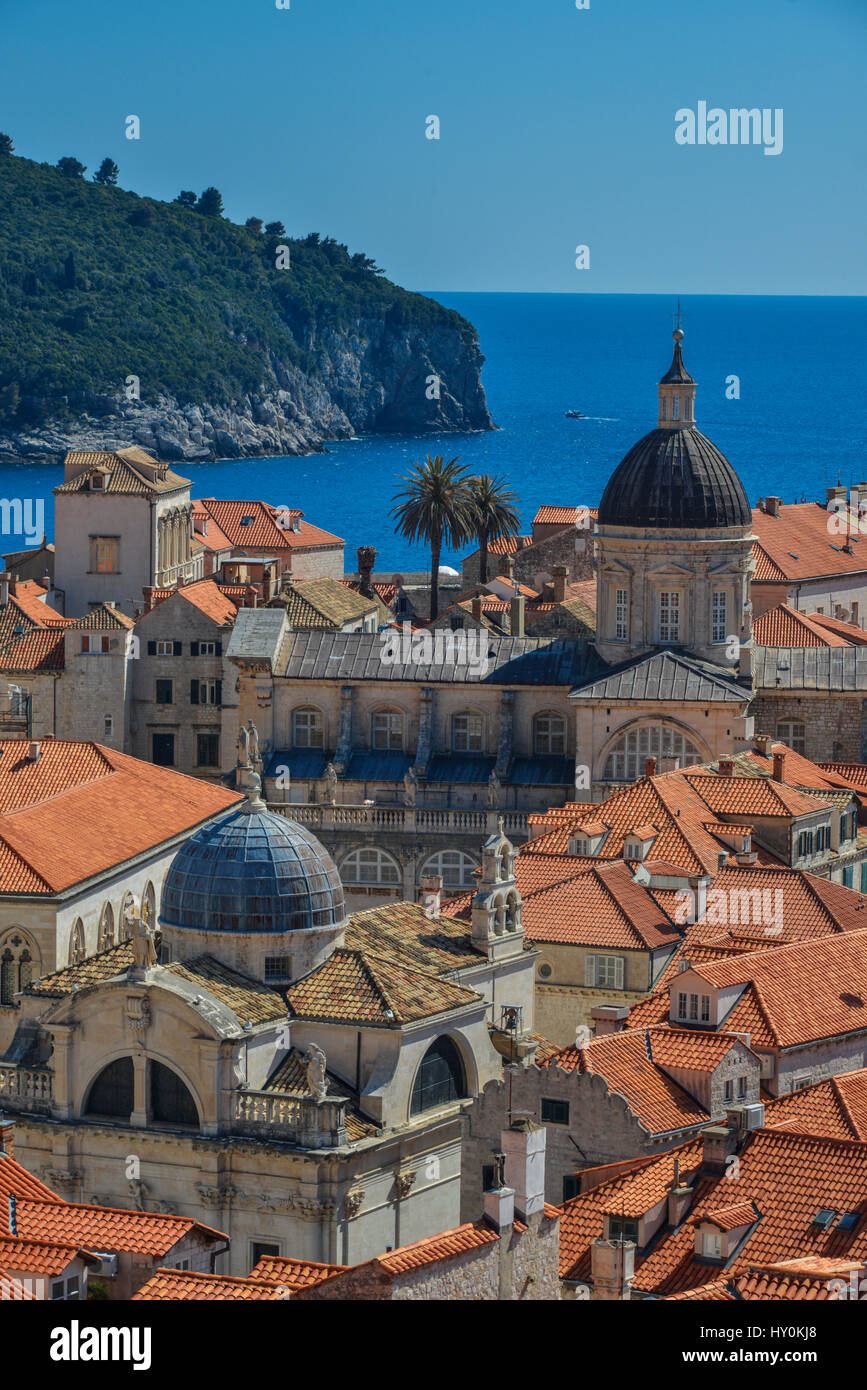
[3, 293, 865, 572]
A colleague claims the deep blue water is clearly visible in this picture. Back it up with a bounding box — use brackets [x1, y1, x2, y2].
[3, 294, 865, 571]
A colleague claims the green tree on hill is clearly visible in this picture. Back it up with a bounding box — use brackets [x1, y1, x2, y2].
[197, 187, 223, 217]
[93, 158, 119, 186]
[245, 217, 264, 233]
[0, 134, 13, 156]
[57, 156, 86, 178]
[265, 220, 286, 236]
[175, 190, 197, 207]
[62, 252, 77, 289]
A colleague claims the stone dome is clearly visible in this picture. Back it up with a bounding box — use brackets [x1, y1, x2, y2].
[160, 804, 346, 935]
[597, 425, 751, 531]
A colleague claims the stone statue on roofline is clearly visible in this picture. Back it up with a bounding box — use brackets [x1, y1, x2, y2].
[305, 1043, 328, 1099]
[403, 765, 417, 807]
[127, 899, 157, 975]
[322, 762, 338, 805]
[487, 769, 502, 809]
[237, 724, 250, 766]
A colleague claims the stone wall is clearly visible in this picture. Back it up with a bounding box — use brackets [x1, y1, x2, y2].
[462, 526, 593, 590]
[750, 692, 866, 764]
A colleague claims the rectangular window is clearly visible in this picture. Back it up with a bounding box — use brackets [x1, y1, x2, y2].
[81, 634, 111, 654]
[712, 590, 727, 644]
[724, 1080, 733, 1102]
[103, 716, 113, 739]
[372, 711, 403, 750]
[152, 732, 175, 767]
[198, 641, 217, 657]
[91, 537, 119, 573]
[264, 955, 291, 983]
[689, 993, 699, 1021]
[535, 713, 566, 756]
[563, 1175, 581, 1202]
[702, 1230, 722, 1259]
[155, 679, 173, 705]
[155, 640, 174, 657]
[197, 733, 220, 768]
[541, 1098, 570, 1126]
[591, 954, 624, 989]
[452, 713, 483, 752]
[615, 588, 628, 641]
[659, 591, 680, 643]
[192, 679, 219, 706]
[608, 1216, 639, 1244]
[51, 1275, 80, 1300]
[250, 1241, 279, 1271]
[701, 995, 710, 1022]
[737, 1075, 747, 1099]
[482, 1164, 495, 1192]
[677, 991, 687, 1021]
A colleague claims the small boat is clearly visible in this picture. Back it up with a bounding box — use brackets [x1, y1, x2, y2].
[564, 410, 585, 419]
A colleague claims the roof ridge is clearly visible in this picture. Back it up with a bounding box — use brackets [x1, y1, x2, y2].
[829, 1075, 863, 1139]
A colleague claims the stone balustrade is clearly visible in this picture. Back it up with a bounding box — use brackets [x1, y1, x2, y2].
[230, 1089, 347, 1149]
[0, 1066, 53, 1113]
[269, 803, 529, 838]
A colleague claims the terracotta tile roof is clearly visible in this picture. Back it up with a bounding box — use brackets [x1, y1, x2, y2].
[819, 762, 867, 789]
[341, 579, 398, 607]
[191, 501, 233, 551]
[752, 542, 789, 582]
[810, 612, 867, 643]
[25, 940, 134, 996]
[14, 1199, 226, 1257]
[345, 900, 479, 974]
[751, 501, 867, 583]
[6, 582, 68, 628]
[147, 579, 238, 625]
[0, 1268, 36, 1298]
[753, 603, 859, 648]
[558, 1128, 867, 1294]
[685, 928, 867, 1048]
[689, 1200, 758, 1231]
[248, 1254, 348, 1288]
[665, 1260, 858, 1300]
[490, 577, 540, 598]
[519, 861, 681, 951]
[0, 1235, 93, 1276]
[374, 1220, 499, 1273]
[68, 603, 135, 630]
[262, 1049, 379, 1140]
[197, 499, 342, 552]
[0, 627, 65, 672]
[0, 740, 240, 895]
[0, 1153, 62, 1204]
[56, 449, 190, 496]
[683, 773, 829, 819]
[132, 1269, 285, 1301]
[544, 1028, 712, 1134]
[286, 948, 481, 1026]
[766, 1068, 867, 1141]
[164, 956, 286, 1026]
[277, 579, 375, 628]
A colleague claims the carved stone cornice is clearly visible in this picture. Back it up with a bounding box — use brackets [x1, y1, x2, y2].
[394, 1170, 416, 1200]
[343, 1189, 363, 1219]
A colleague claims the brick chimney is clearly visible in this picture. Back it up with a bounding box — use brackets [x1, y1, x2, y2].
[700, 1122, 739, 1177]
[591, 1004, 629, 1036]
[667, 1157, 693, 1226]
[753, 734, 772, 758]
[502, 1119, 546, 1222]
[510, 593, 525, 638]
[644, 757, 657, 778]
[765, 496, 781, 517]
[772, 749, 787, 782]
[471, 595, 483, 622]
[718, 757, 735, 777]
[357, 545, 376, 599]
[590, 1237, 634, 1300]
[552, 565, 568, 603]
[418, 875, 442, 919]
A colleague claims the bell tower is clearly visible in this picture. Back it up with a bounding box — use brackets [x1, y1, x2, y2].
[471, 820, 524, 960]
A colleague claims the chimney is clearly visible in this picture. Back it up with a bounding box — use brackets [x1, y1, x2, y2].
[502, 1120, 546, 1222]
[717, 851, 728, 870]
[590, 1004, 629, 1036]
[42, 572, 51, 591]
[471, 595, 483, 622]
[772, 749, 787, 782]
[552, 565, 568, 603]
[718, 757, 734, 777]
[700, 1122, 739, 1177]
[765, 496, 781, 517]
[688, 874, 710, 923]
[0, 1118, 14, 1160]
[644, 757, 657, 778]
[504, 553, 515, 580]
[356, 545, 376, 599]
[590, 1237, 634, 1301]
[510, 593, 525, 638]
[667, 1157, 693, 1226]
[418, 874, 442, 919]
[483, 1153, 515, 1232]
[754, 734, 772, 758]
[0, 572, 8, 608]
[27, 741, 41, 763]
[736, 851, 759, 866]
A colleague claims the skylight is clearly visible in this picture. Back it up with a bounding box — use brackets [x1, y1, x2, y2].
[811, 1208, 837, 1229]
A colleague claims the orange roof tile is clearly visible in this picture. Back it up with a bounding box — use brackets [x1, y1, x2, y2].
[146, 578, 238, 625]
[7, 582, 68, 628]
[249, 1255, 349, 1288]
[375, 1221, 499, 1273]
[753, 603, 857, 648]
[15, 1199, 226, 1256]
[690, 1201, 758, 1231]
[0, 1153, 62, 1204]
[286, 947, 481, 1026]
[0, 627, 65, 672]
[751, 501, 867, 584]
[132, 1268, 286, 1301]
[0, 1235, 95, 1275]
[766, 1068, 867, 1141]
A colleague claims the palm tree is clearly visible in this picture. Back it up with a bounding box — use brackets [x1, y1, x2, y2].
[467, 474, 522, 584]
[391, 455, 474, 621]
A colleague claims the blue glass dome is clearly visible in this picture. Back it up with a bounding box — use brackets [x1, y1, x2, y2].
[160, 806, 346, 934]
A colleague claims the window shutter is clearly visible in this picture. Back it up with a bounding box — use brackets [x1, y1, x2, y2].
[190, 641, 199, 657]
[173, 641, 182, 656]
[190, 680, 199, 705]
[215, 641, 222, 657]
[215, 680, 222, 706]
[615, 957, 624, 990]
[147, 641, 156, 656]
[584, 954, 596, 987]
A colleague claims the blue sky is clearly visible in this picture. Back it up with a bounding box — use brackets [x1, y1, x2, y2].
[1, 0, 864, 293]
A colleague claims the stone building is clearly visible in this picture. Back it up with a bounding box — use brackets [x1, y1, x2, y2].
[0, 739, 542, 1274]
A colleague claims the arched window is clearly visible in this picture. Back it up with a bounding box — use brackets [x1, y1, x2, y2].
[292, 706, 324, 749]
[149, 1060, 198, 1127]
[340, 848, 401, 885]
[371, 709, 404, 751]
[86, 1057, 134, 1119]
[0, 931, 37, 1005]
[142, 882, 156, 931]
[775, 721, 805, 757]
[534, 711, 566, 756]
[411, 1036, 466, 1115]
[69, 919, 86, 966]
[672, 394, 680, 420]
[602, 725, 703, 782]
[98, 903, 115, 951]
[452, 711, 483, 752]
[420, 850, 479, 890]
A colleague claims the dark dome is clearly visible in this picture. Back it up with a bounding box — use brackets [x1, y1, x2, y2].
[160, 805, 346, 934]
[597, 426, 751, 530]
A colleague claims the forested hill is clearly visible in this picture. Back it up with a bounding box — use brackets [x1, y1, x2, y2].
[0, 150, 492, 461]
